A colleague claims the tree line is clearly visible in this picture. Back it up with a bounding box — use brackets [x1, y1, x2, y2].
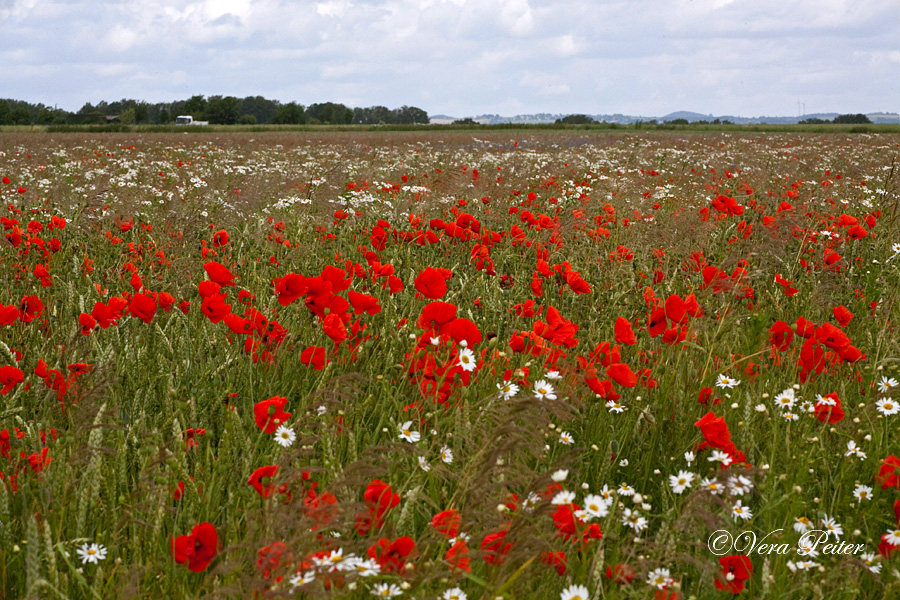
[0, 96, 429, 126]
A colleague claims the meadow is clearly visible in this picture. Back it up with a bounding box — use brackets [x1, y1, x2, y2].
[0, 130, 898, 599]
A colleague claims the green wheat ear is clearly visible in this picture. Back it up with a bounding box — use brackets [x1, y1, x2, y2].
[42, 518, 59, 588]
[26, 513, 42, 594]
[76, 403, 107, 537]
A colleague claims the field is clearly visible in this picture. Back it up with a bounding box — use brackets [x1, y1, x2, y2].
[0, 130, 898, 599]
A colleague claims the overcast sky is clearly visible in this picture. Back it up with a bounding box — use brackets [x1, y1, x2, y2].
[2, 0, 897, 117]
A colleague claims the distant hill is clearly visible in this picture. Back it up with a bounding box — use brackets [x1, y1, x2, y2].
[431, 111, 899, 125]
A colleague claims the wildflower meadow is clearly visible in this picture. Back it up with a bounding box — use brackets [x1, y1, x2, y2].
[0, 130, 898, 599]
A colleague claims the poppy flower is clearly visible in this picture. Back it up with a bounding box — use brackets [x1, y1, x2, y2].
[79, 312, 97, 335]
[606, 363, 638, 388]
[833, 305, 853, 327]
[201, 293, 232, 324]
[19, 295, 43, 323]
[356, 479, 400, 535]
[300, 346, 328, 370]
[610, 317, 635, 347]
[768, 321, 793, 351]
[441, 317, 483, 347]
[128, 293, 157, 324]
[875, 455, 900, 490]
[417, 301, 458, 331]
[254, 396, 291, 434]
[695, 412, 737, 455]
[815, 323, 850, 351]
[321, 265, 352, 292]
[481, 530, 512, 564]
[171, 522, 218, 572]
[431, 509, 461, 538]
[0, 304, 18, 326]
[664, 295, 686, 324]
[212, 229, 229, 247]
[322, 313, 347, 344]
[565, 271, 592, 294]
[445, 539, 470, 572]
[0, 366, 24, 395]
[814, 393, 845, 424]
[415, 267, 450, 299]
[204, 261, 236, 286]
[197, 280, 221, 299]
[348, 290, 381, 315]
[541, 551, 567, 575]
[714, 554, 753, 593]
[367, 536, 416, 573]
[248, 465, 279, 498]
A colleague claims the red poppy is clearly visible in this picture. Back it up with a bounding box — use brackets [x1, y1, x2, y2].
[695, 412, 736, 455]
[204, 261, 236, 286]
[815, 323, 850, 351]
[300, 346, 328, 370]
[445, 539, 470, 572]
[715, 555, 753, 593]
[257, 542, 290, 580]
[19, 295, 43, 323]
[606, 563, 635, 584]
[832, 305, 853, 327]
[212, 229, 229, 247]
[128, 293, 157, 324]
[875, 455, 900, 490]
[248, 465, 279, 498]
[78, 313, 96, 335]
[322, 312, 347, 344]
[415, 267, 450, 299]
[321, 265, 352, 292]
[198, 280, 221, 298]
[431, 509, 461, 538]
[614, 316, 636, 345]
[565, 271, 592, 294]
[768, 321, 793, 351]
[171, 522, 218, 572]
[606, 362, 638, 388]
[481, 530, 512, 564]
[441, 317, 483, 347]
[0, 366, 24, 395]
[356, 479, 400, 535]
[541, 551, 567, 575]
[367, 536, 416, 573]
[201, 293, 232, 324]
[254, 396, 291, 433]
[814, 393, 844, 424]
[664, 294, 686, 324]
[0, 304, 18, 326]
[348, 290, 381, 315]
[417, 301, 458, 330]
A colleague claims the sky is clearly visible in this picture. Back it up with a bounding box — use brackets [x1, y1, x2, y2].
[1, 0, 898, 118]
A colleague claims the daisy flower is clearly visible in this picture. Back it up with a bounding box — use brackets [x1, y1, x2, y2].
[583, 494, 610, 518]
[732, 500, 752, 521]
[551, 469, 569, 482]
[708, 450, 733, 467]
[597, 484, 614, 502]
[684, 451, 695, 465]
[793, 517, 812, 534]
[877, 376, 899, 394]
[552, 490, 576, 505]
[533, 380, 557, 400]
[77, 542, 107, 564]
[621, 508, 648, 532]
[497, 381, 519, 400]
[439, 445, 454, 464]
[700, 477, 723, 495]
[398, 421, 420, 443]
[522, 491, 541, 512]
[783, 412, 799, 421]
[821, 514, 843, 539]
[545, 370, 562, 380]
[443, 588, 467, 600]
[647, 568, 673, 590]
[853, 484, 873, 501]
[845, 440, 866, 460]
[617, 483, 635, 496]
[559, 584, 590, 600]
[727, 474, 753, 496]
[289, 570, 316, 587]
[457, 348, 477, 372]
[669, 470, 695, 494]
[774, 388, 796, 410]
[558, 431, 574, 445]
[418, 456, 431, 472]
[715, 374, 740, 389]
[884, 528, 900, 546]
[349, 557, 381, 577]
[371, 582, 403, 597]
[606, 400, 624, 413]
[274, 424, 296, 448]
[875, 397, 899, 416]
[860, 552, 881, 574]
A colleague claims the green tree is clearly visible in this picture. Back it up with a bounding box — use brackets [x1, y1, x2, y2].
[833, 113, 871, 124]
[555, 114, 595, 125]
[272, 102, 306, 124]
[239, 114, 257, 125]
[205, 96, 241, 124]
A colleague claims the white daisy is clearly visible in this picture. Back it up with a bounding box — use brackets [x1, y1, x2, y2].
[669, 470, 695, 494]
[617, 483, 635, 496]
[551, 490, 576, 505]
[457, 348, 477, 372]
[853, 484, 873, 501]
[684, 451, 695, 465]
[497, 381, 519, 400]
[708, 450, 733, 467]
[583, 494, 610, 518]
[371, 582, 403, 597]
[443, 588, 468, 600]
[875, 397, 899, 416]
[533, 380, 557, 400]
[700, 477, 723, 495]
[289, 570, 316, 587]
[845, 440, 866, 460]
[860, 552, 881, 574]
[349, 557, 381, 577]
[884, 528, 900, 546]
[621, 508, 648, 532]
[606, 400, 624, 413]
[821, 514, 843, 539]
[522, 491, 541, 512]
[76, 542, 107, 565]
[877, 376, 899, 394]
[647, 567, 673, 590]
[439, 445, 454, 464]
[551, 469, 569, 482]
[793, 517, 812, 534]
[398, 421, 420, 443]
[727, 475, 754, 496]
[558, 431, 574, 445]
[559, 584, 590, 600]
[732, 500, 752, 521]
[274, 424, 297, 448]
[774, 388, 796, 410]
[716, 374, 740, 389]
[418, 456, 431, 472]
[545, 370, 562, 380]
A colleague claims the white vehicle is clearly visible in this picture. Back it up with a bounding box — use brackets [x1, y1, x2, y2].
[175, 115, 209, 126]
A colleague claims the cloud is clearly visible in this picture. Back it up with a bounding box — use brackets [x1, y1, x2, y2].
[0, 0, 895, 116]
